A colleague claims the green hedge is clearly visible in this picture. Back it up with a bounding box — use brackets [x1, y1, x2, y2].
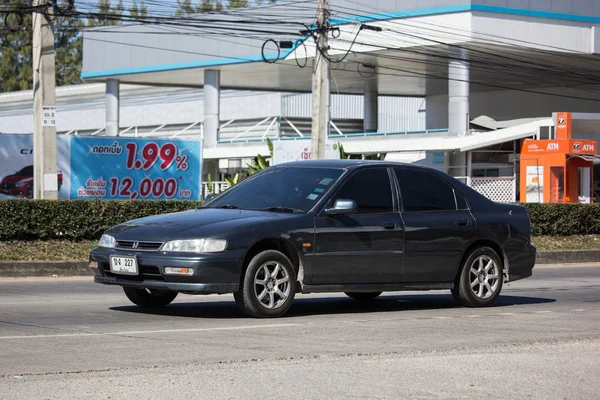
[524, 203, 600, 236]
[0, 199, 201, 241]
[0, 200, 599, 240]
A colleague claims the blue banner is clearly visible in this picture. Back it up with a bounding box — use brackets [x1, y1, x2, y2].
[70, 137, 201, 200]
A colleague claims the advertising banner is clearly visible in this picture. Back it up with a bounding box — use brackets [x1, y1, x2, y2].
[69, 137, 201, 200]
[272, 140, 340, 165]
[0, 134, 70, 199]
[526, 165, 543, 203]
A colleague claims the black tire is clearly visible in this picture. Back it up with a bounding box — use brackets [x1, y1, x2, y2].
[234, 250, 297, 318]
[454, 246, 503, 307]
[123, 287, 178, 308]
[345, 292, 382, 301]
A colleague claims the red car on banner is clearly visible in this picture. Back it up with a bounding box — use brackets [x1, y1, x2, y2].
[0, 165, 63, 198]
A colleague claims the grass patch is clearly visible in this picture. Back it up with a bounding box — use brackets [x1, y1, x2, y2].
[531, 235, 600, 251]
[0, 240, 97, 261]
[1, 236, 600, 261]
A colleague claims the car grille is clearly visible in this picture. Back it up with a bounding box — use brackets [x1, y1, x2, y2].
[2, 183, 15, 190]
[116, 240, 163, 251]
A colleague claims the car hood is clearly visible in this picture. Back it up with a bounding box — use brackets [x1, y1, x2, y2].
[106, 207, 301, 241]
[1, 174, 30, 184]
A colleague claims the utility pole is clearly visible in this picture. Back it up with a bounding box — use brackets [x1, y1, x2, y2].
[310, 0, 330, 160]
[32, 0, 58, 199]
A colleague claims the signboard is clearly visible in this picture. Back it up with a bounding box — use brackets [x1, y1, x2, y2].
[0, 134, 69, 199]
[555, 112, 571, 140]
[272, 140, 340, 165]
[42, 106, 56, 127]
[69, 137, 201, 200]
[525, 165, 543, 203]
[522, 139, 597, 155]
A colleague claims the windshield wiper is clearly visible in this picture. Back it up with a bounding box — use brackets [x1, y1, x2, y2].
[257, 206, 304, 214]
[215, 204, 239, 209]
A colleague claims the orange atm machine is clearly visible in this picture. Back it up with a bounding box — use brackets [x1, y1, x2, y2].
[520, 112, 597, 203]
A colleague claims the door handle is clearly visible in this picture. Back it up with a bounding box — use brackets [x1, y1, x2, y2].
[382, 222, 397, 230]
[455, 219, 471, 227]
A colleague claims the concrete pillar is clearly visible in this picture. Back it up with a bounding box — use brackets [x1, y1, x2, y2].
[105, 79, 119, 137]
[448, 47, 470, 177]
[204, 70, 220, 148]
[363, 76, 378, 133]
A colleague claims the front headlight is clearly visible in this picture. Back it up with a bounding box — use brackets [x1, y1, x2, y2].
[98, 234, 116, 248]
[160, 239, 227, 253]
[15, 180, 28, 187]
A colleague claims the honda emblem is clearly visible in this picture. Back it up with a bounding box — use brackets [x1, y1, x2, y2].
[132, 242, 139, 249]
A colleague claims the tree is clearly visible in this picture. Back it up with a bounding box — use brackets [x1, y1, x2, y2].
[87, 0, 124, 27]
[175, 0, 195, 16]
[200, 0, 214, 12]
[129, 0, 148, 18]
[228, 0, 248, 8]
[0, 4, 32, 92]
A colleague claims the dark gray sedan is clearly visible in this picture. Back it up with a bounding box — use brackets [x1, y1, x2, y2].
[89, 160, 536, 318]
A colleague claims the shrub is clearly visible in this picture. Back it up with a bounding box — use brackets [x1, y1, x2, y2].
[523, 203, 600, 236]
[0, 199, 201, 241]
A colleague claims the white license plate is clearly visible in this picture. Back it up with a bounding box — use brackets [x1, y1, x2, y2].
[109, 256, 138, 275]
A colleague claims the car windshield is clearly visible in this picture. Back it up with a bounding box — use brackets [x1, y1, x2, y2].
[17, 166, 33, 176]
[204, 167, 344, 213]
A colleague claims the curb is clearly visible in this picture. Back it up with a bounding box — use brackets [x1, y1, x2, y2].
[0, 261, 93, 278]
[535, 250, 600, 265]
[1, 250, 599, 278]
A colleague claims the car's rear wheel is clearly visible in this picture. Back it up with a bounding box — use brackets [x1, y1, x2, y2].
[234, 250, 296, 318]
[454, 247, 503, 307]
[123, 287, 178, 308]
[345, 292, 382, 301]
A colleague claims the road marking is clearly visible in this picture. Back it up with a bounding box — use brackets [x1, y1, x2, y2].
[0, 323, 300, 340]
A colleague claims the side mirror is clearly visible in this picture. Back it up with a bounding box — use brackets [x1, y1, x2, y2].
[204, 193, 216, 202]
[325, 199, 357, 216]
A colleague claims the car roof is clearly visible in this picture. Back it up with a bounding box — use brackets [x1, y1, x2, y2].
[273, 159, 432, 170]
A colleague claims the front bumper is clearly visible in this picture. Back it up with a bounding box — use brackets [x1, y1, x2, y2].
[89, 246, 244, 294]
[94, 275, 238, 293]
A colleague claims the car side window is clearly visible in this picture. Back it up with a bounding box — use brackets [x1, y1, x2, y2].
[455, 190, 470, 210]
[333, 168, 393, 214]
[394, 168, 457, 212]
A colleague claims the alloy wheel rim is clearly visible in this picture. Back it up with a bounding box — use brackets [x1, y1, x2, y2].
[469, 255, 500, 300]
[254, 261, 291, 309]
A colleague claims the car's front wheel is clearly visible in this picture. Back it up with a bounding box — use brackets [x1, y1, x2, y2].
[454, 247, 503, 307]
[234, 250, 297, 318]
[123, 287, 178, 308]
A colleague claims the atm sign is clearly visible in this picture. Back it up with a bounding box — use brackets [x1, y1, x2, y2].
[571, 141, 595, 154]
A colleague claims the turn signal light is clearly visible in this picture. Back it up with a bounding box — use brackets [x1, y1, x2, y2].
[164, 267, 194, 276]
[88, 260, 99, 269]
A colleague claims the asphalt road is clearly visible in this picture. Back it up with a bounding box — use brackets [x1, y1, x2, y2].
[0, 264, 599, 400]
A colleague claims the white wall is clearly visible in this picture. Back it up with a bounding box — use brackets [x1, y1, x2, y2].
[469, 89, 600, 121]
[425, 95, 449, 129]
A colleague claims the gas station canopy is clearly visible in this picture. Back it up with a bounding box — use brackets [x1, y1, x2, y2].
[81, 1, 600, 99]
